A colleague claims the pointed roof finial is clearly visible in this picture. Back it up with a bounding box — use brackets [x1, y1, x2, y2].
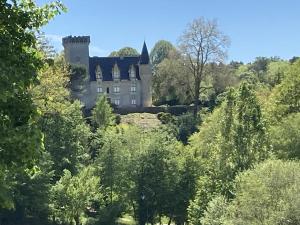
[140, 41, 150, 64]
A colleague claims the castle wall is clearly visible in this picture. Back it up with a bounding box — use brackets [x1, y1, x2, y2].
[88, 79, 142, 108]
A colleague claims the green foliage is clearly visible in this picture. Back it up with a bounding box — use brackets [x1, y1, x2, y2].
[0, 0, 65, 209]
[32, 58, 91, 180]
[200, 195, 227, 225]
[0, 154, 54, 224]
[157, 112, 175, 124]
[69, 64, 88, 92]
[265, 61, 289, 86]
[177, 113, 199, 144]
[133, 130, 181, 225]
[270, 113, 300, 159]
[150, 40, 176, 66]
[91, 125, 143, 224]
[40, 101, 91, 180]
[224, 160, 300, 225]
[153, 52, 192, 105]
[50, 166, 101, 225]
[92, 95, 115, 129]
[265, 59, 300, 122]
[188, 82, 270, 222]
[109, 47, 139, 57]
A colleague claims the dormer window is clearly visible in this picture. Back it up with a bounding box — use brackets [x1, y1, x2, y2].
[95, 65, 102, 80]
[113, 63, 120, 80]
[129, 65, 136, 79]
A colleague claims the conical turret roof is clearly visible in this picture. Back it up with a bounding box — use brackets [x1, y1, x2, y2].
[140, 41, 150, 64]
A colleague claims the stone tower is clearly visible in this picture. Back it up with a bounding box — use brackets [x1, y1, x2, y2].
[139, 42, 152, 107]
[62, 36, 90, 73]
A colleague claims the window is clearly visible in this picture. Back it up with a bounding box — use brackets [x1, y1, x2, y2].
[113, 86, 120, 93]
[113, 64, 120, 79]
[106, 87, 110, 94]
[129, 65, 136, 79]
[97, 87, 102, 93]
[130, 86, 136, 92]
[131, 96, 136, 105]
[95, 65, 102, 80]
[114, 99, 120, 106]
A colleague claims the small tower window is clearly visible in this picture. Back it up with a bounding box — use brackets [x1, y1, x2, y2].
[106, 87, 110, 94]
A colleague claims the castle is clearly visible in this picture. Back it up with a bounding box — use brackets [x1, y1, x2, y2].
[62, 36, 152, 109]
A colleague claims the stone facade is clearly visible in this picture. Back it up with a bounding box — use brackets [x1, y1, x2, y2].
[62, 35, 152, 109]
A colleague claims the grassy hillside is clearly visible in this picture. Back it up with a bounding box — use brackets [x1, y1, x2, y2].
[120, 113, 161, 129]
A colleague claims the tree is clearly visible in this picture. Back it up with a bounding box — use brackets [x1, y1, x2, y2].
[92, 95, 115, 129]
[0, 152, 54, 225]
[0, 0, 65, 209]
[50, 166, 101, 225]
[178, 17, 230, 115]
[265, 60, 289, 86]
[150, 40, 176, 67]
[153, 51, 192, 105]
[32, 57, 91, 181]
[224, 160, 300, 225]
[109, 47, 139, 57]
[128, 129, 182, 225]
[92, 126, 132, 224]
[264, 59, 300, 122]
[200, 195, 227, 225]
[270, 113, 300, 160]
[188, 82, 270, 222]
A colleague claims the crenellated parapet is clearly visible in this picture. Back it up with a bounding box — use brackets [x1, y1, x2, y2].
[62, 35, 90, 46]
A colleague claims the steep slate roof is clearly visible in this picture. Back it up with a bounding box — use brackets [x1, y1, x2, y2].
[89, 56, 141, 81]
[140, 41, 150, 64]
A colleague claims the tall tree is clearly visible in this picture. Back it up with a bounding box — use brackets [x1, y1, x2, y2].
[153, 51, 192, 105]
[31, 56, 91, 181]
[178, 17, 230, 115]
[188, 82, 270, 222]
[0, 0, 65, 208]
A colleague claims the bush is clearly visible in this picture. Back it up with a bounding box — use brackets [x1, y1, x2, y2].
[157, 112, 175, 124]
[177, 113, 198, 144]
[225, 160, 300, 225]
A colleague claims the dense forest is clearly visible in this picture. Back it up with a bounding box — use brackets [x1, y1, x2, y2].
[0, 1, 299, 225]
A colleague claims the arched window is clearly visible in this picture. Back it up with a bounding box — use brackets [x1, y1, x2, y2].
[113, 63, 120, 79]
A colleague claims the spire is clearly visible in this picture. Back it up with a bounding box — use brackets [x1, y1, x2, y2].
[140, 41, 150, 64]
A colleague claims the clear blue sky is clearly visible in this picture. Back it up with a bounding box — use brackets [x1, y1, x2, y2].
[38, 0, 300, 63]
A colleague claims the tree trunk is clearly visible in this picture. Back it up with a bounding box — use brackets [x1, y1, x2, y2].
[74, 215, 80, 225]
[168, 217, 172, 225]
[193, 77, 201, 117]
